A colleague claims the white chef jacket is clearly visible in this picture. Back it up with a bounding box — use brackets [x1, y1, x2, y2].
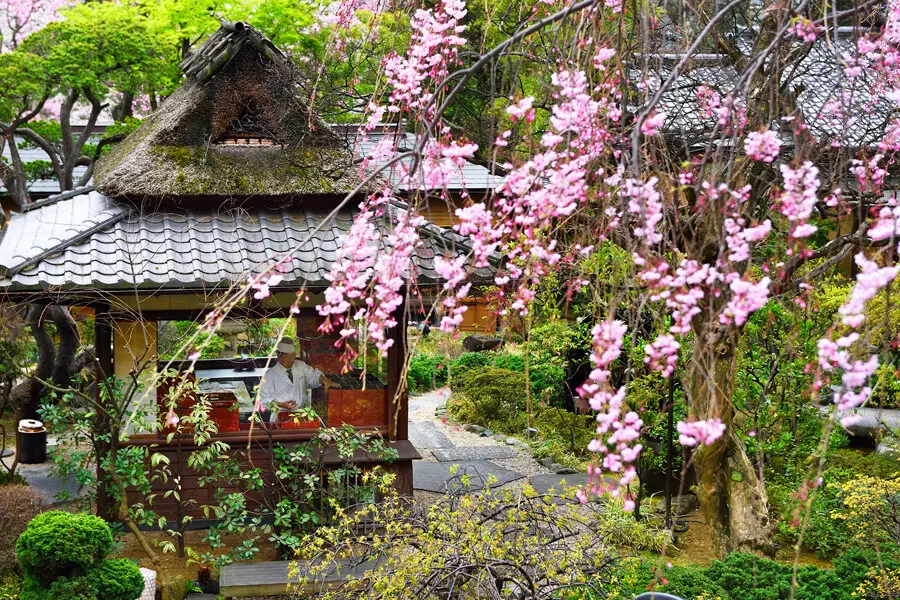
[258, 361, 324, 422]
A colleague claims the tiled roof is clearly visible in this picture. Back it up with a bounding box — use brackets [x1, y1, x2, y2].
[644, 34, 894, 148]
[350, 129, 506, 192]
[0, 189, 490, 293]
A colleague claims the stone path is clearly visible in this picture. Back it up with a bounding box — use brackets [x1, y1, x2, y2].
[413, 460, 524, 492]
[1, 443, 87, 505]
[408, 388, 579, 495]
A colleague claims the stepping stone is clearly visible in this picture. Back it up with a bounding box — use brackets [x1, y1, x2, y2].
[431, 446, 519, 462]
[16, 463, 85, 504]
[527, 473, 589, 495]
[408, 421, 454, 450]
[413, 460, 524, 493]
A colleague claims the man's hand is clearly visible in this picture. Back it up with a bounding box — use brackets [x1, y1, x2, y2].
[276, 400, 297, 410]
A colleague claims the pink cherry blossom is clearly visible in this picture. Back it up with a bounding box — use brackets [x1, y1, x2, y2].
[719, 277, 770, 327]
[640, 112, 666, 136]
[506, 96, 535, 122]
[744, 130, 782, 163]
[838, 254, 899, 328]
[677, 419, 726, 447]
[644, 334, 680, 378]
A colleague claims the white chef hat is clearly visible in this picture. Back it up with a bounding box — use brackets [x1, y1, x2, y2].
[275, 337, 296, 354]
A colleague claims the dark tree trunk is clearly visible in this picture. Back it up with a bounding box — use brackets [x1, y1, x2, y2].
[686, 329, 773, 556]
[2, 133, 31, 210]
[19, 305, 84, 420]
[111, 91, 134, 122]
[93, 305, 118, 523]
[23, 305, 55, 421]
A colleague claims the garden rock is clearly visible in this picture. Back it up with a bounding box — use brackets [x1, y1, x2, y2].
[654, 493, 699, 515]
[538, 458, 556, 468]
[505, 437, 518, 445]
[555, 466, 579, 475]
[876, 439, 900, 457]
[480, 429, 494, 437]
[462, 335, 503, 352]
[493, 434, 507, 442]
[464, 424, 486, 434]
[160, 574, 192, 600]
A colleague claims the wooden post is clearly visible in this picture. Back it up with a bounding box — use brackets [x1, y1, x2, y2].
[93, 303, 117, 522]
[386, 291, 408, 442]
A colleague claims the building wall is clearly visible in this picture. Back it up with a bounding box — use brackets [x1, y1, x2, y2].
[113, 320, 158, 410]
[459, 297, 497, 333]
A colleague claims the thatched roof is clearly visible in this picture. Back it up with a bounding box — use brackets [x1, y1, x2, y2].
[95, 22, 369, 200]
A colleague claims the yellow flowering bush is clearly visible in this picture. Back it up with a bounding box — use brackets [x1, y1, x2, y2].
[853, 567, 900, 599]
[291, 472, 669, 599]
[832, 475, 900, 548]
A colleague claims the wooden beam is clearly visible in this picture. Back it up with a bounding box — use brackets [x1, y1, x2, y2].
[386, 291, 408, 442]
[93, 303, 116, 521]
[94, 303, 113, 378]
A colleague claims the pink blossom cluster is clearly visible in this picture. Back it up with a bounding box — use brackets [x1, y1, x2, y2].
[637, 257, 722, 334]
[0, 0, 70, 51]
[382, 0, 467, 114]
[725, 217, 772, 262]
[577, 320, 643, 509]
[838, 254, 899, 328]
[869, 197, 900, 246]
[317, 197, 381, 368]
[816, 253, 898, 427]
[719, 277, 771, 327]
[694, 86, 747, 132]
[677, 419, 726, 447]
[444, 69, 607, 321]
[366, 209, 425, 353]
[744, 130, 782, 163]
[850, 155, 887, 194]
[778, 162, 820, 239]
[506, 96, 535, 122]
[624, 177, 663, 245]
[644, 334, 680, 378]
[318, 193, 425, 364]
[640, 112, 666, 137]
[789, 18, 819, 43]
[696, 85, 721, 118]
[593, 47, 616, 70]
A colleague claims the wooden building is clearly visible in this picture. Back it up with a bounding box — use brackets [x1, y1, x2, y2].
[0, 22, 495, 518]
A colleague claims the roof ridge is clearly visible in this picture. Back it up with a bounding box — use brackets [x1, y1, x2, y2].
[10, 203, 130, 277]
[22, 186, 95, 213]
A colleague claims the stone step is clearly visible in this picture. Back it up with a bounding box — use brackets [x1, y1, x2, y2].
[431, 446, 519, 461]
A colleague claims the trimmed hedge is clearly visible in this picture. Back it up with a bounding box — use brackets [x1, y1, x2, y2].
[612, 550, 900, 600]
[16, 511, 143, 600]
[16, 511, 113, 584]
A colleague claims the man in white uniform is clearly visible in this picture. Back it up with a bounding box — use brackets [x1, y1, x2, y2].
[258, 338, 337, 422]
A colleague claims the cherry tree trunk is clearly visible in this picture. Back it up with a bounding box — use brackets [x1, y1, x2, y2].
[686, 331, 773, 555]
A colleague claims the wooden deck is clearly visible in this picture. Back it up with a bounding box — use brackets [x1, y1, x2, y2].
[219, 558, 380, 597]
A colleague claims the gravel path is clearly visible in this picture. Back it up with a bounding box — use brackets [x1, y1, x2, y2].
[408, 387, 553, 489]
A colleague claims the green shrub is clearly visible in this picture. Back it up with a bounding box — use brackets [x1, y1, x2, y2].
[407, 354, 448, 393]
[450, 367, 527, 430]
[90, 558, 144, 600]
[703, 552, 874, 600]
[21, 573, 96, 600]
[660, 564, 730, 600]
[448, 352, 494, 388]
[16, 511, 113, 584]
